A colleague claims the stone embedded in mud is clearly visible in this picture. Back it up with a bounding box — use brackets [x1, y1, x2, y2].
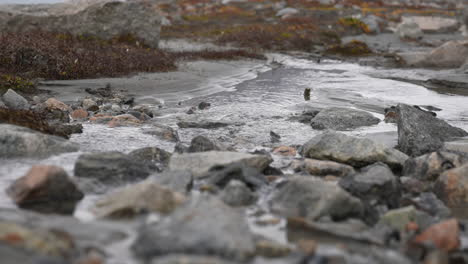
[270, 176, 363, 221]
[292, 158, 355, 178]
[142, 124, 180, 142]
[92, 180, 185, 219]
[220, 180, 257, 207]
[45, 98, 70, 112]
[132, 194, 256, 262]
[2, 89, 29, 110]
[397, 104, 468, 157]
[71, 108, 89, 120]
[310, 107, 380, 131]
[412, 219, 460, 252]
[206, 162, 267, 190]
[402, 151, 467, 181]
[7, 165, 84, 215]
[301, 131, 408, 170]
[0, 124, 78, 158]
[168, 151, 273, 179]
[339, 162, 400, 208]
[0, 1, 161, 48]
[74, 151, 155, 189]
[188, 135, 222, 153]
[128, 146, 172, 172]
[434, 164, 468, 209]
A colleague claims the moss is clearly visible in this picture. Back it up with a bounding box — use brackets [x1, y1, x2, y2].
[325, 40, 373, 56]
[338, 17, 371, 34]
[0, 75, 36, 95]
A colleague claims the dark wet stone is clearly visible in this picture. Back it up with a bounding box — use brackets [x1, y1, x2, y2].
[128, 146, 172, 172]
[132, 194, 255, 262]
[294, 159, 355, 178]
[7, 165, 83, 215]
[85, 85, 112, 98]
[310, 107, 380, 131]
[177, 121, 232, 129]
[270, 131, 281, 143]
[188, 135, 221, 153]
[301, 131, 408, 170]
[206, 162, 267, 190]
[339, 162, 400, 207]
[74, 151, 154, 190]
[220, 180, 257, 207]
[400, 177, 432, 195]
[401, 192, 451, 219]
[397, 104, 468, 157]
[174, 142, 189, 153]
[198, 102, 211, 110]
[270, 176, 363, 221]
[402, 151, 467, 181]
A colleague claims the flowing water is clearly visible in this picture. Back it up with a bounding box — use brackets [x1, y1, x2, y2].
[1, 54, 468, 263]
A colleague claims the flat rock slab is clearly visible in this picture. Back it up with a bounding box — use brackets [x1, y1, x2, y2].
[310, 107, 380, 131]
[169, 151, 273, 179]
[0, 124, 78, 158]
[301, 131, 408, 170]
[402, 16, 460, 33]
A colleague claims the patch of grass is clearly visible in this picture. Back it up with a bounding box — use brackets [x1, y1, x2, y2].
[325, 40, 373, 56]
[338, 17, 371, 34]
[0, 75, 36, 95]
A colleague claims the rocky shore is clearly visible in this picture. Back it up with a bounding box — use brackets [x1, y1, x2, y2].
[2, 0, 468, 264]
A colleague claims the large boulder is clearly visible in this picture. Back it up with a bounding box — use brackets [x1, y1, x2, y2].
[301, 131, 408, 170]
[168, 151, 272, 179]
[411, 40, 468, 68]
[128, 146, 172, 172]
[6, 165, 84, 215]
[1, 89, 29, 110]
[310, 107, 380, 131]
[270, 176, 363, 221]
[402, 151, 468, 181]
[132, 194, 256, 262]
[188, 135, 222, 153]
[74, 151, 154, 190]
[397, 104, 468, 157]
[0, 124, 78, 158]
[395, 20, 423, 40]
[292, 158, 356, 178]
[434, 164, 468, 210]
[0, 1, 161, 48]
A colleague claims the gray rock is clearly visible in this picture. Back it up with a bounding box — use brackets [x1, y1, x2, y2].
[301, 131, 408, 170]
[402, 16, 459, 33]
[276, 7, 299, 17]
[92, 180, 185, 219]
[0, 124, 78, 158]
[150, 170, 193, 193]
[378, 206, 433, 231]
[362, 15, 383, 34]
[402, 151, 467, 181]
[2, 89, 30, 110]
[0, 243, 63, 264]
[412, 40, 468, 68]
[143, 124, 180, 142]
[177, 121, 233, 129]
[206, 162, 267, 190]
[132, 194, 255, 262]
[220, 180, 257, 207]
[169, 151, 272, 179]
[396, 20, 423, 40]
[310, 107, 380, 131]
[128, 146, 172, 172]
[0, 1, 161, 48]
[150, 255, 237, 264]
[0, 98, 5, 108]
[339, 162, 400, 208]
[7, 165, 83, 215]
[188, 135, 221, 153]
[270, 176, 363, 221]
[397, 104, 468, 156]
[401, 192, 451, 219]
[292, 158, 356, 178]
[74, 151, 154, 190]
[82, 98, 97, 111]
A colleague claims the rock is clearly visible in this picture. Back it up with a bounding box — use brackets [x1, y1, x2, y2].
[70, 108, 88, 120]
[402, 16, 460, 33]
[0, 243, 63, 264]
[177, 121, 233, 129]
[0, 124, 78, 158]
[2, 89, 29, 110]
[187, 135, 221, 153]
[89, 114, 113, 124]
[44, 98, 70, 112]
[220, 180, 257, 207]
[396, 20, 423, 40]
[150, 170, 193, 193]
[169, 151, 272, 179]
[0, 98, 5, 108]
[128, 146, 172, 172]
[401, 177, 432, 195]
[294, 158, 355, 177]
[276, 7, 298, 18]
[420, 40, 468, 68]
[6, 165, 83, 215]
[205, 162, 267, 190]
[339, 162, 400, 208]
[142, 124, 179, 142]
[272, 146, 296, 156]
[397, 104, 468, 157]
[270, 131, 281, 143]
[174, 142, 189, 154]
[310, 107, 380, 131]
[379, 206, 418, 231]
[110, 104, 121, 113]
[74, 151, 154, 189]
[255, 239, 291, 258]
[107, 114, 142, 127]
[198, 102, 211, 110]
[0, 1, 161, 48]
[362, 15, 382, 34]
[401, 192, 451, 218]
[412, 219, 460, 252]
[82, 99, 97, 111]
[149, 255, 237, 264]
[301, 131, 408, 170]
[402, 151, 467, 181]
[92, 180, 185, 219]
[132, 194, 256, 262]
[270, 176, 363, 221]
[434, 164, 468, 209]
